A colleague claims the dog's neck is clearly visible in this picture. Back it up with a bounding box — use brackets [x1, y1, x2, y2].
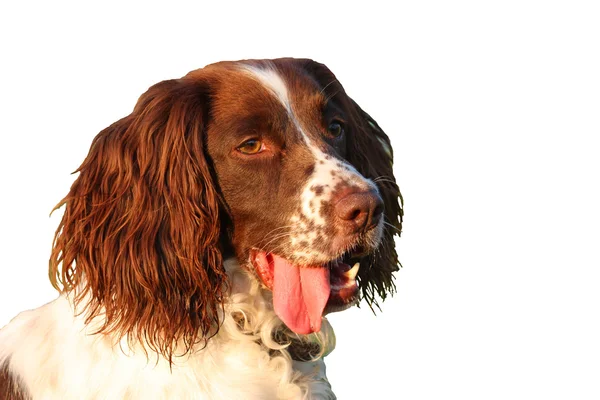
[225, 258, 337, 362]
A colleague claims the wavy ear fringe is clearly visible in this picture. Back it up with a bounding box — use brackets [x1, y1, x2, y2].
[301, 59, 403, 309]
[49, 77, 227, 362]
[346, 101, 403, 310]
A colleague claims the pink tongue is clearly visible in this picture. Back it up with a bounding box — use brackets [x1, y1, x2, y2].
[271, 254, 330, 334]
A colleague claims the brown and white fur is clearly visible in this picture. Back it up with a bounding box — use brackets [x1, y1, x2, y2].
[0, 58, 402, 399]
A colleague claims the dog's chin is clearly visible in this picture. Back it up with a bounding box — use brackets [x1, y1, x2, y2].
[248, 248, 368, 335]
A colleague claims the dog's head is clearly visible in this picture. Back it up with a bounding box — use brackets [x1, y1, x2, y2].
[50, 58, 402, 358]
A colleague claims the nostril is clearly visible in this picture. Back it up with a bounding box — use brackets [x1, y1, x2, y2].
[336, 196, 367, 222]
[334, 190, 384, 232]
[347, 209, 362, 221]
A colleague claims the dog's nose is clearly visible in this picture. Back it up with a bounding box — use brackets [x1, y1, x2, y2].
[335, 190, 384, 233]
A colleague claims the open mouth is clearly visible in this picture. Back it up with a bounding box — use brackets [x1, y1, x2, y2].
[250, 250, 360, 334]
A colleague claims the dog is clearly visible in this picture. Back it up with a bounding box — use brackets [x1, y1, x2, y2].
[0, 58, 402, 399]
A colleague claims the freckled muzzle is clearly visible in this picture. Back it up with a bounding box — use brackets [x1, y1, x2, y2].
[250, 186, 384, 335]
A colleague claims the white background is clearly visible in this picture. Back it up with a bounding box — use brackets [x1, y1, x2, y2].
[1, 1, 599, 399]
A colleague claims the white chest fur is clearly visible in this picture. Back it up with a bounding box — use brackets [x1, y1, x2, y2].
[0, 261, 336, 399]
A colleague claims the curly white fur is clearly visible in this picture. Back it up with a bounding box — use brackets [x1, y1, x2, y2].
[0, 259, 336, 399]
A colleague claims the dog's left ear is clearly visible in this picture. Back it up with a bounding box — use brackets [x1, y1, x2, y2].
[300, 59, 403, 308]
[345, 99, 403, 308]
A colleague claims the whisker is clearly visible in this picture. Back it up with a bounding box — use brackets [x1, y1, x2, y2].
[372, 176, 398, 186]
[256, 232, 295, 253]
[324, 89, 341, 104]
[383, 221, 402, 234]
[319, 79, 339, 96]
[262, 240, 294, 257]
[258, 225, 297, 246]
[261, 225, 295, 239]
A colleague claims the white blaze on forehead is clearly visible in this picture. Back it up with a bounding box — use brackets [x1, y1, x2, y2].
[241, 64, 292, 112]
[241, 64, 306, 143]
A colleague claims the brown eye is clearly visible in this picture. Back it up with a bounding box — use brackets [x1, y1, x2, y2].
[237, 139, 264, 155]
[328, 121, 345, 138]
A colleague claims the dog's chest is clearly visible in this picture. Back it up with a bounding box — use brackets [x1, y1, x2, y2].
[0, 295, 334, 400]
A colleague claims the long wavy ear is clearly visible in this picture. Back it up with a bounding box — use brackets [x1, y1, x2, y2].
[301, 59, 403, 309]
[49, 76, 227, 361]
[346, 99, 403, 309]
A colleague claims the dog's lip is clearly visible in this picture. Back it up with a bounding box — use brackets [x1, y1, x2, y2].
[324, 260, 360, 314]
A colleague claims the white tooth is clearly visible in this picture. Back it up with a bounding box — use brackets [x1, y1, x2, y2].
[344, 262, 360, 280]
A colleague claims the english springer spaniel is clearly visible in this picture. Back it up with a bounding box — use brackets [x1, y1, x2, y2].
[0, 58, 402, 399]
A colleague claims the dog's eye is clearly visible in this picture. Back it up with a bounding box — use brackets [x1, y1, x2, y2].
[237, 139, 264, 155]
[327, 121, 345, 138]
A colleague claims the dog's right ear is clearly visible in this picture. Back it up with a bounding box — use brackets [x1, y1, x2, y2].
[49, 74, 227, 362]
